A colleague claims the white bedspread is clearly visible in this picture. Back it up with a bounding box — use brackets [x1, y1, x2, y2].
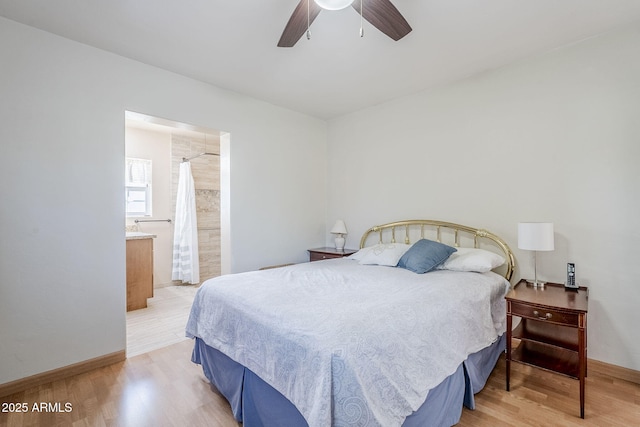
[186, 258, 509, 427]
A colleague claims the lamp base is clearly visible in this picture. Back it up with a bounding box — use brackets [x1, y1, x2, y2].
[525, 279, 546, 289]
[334, 236, 345, 251]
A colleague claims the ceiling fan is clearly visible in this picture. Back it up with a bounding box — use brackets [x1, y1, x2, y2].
[278, 0, 412, 47]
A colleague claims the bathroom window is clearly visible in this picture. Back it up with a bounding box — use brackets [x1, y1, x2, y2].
[125, 158, 152, 217]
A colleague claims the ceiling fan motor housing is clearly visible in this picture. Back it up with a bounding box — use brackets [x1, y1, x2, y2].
[314, 0, 354, 11]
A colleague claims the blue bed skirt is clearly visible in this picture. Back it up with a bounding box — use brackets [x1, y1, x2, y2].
[192, 334, 505, 427]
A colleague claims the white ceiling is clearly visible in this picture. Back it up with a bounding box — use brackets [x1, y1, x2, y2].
[2, 0, 640, 119]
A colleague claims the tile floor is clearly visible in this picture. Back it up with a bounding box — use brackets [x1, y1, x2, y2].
[126, 284, 199, 357]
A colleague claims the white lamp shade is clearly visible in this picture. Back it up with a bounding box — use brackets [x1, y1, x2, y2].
[314, 0, 353, 10]
[330, 220, 347, 235]
[518, 222, 555, 251]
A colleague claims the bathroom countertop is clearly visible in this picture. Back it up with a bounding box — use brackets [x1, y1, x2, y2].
[126, 232, 157, 240]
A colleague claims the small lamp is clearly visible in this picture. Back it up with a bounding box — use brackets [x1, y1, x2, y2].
[330, 220, 348, 251]
[518, 222, 555, 288]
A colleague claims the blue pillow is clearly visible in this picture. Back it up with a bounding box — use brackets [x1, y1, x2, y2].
[397, 239, 457, 274]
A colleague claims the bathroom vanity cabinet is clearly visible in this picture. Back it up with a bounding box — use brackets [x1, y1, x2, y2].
[126, 233, 155, 311]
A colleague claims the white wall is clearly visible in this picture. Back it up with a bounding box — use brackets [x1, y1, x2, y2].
[0, 17, 326, 384]
[327, 25, 640, 371]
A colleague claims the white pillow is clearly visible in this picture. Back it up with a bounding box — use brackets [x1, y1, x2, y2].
[348, 246, 371, 261]
[437, 247, 505, 273]
[357, 243, 411, 266]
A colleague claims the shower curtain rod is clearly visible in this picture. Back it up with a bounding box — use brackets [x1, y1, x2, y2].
[182, 152, 220, 162]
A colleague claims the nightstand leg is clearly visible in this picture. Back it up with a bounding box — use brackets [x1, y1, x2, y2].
[580, 365, 585, 419]
[506, 312, 512, 391]
[579, 320, 586, 419]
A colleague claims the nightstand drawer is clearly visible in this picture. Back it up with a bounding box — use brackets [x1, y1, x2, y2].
[511, 302, 579, 327]
[308, 247, 357, 262]
[310, 252, 343, 261]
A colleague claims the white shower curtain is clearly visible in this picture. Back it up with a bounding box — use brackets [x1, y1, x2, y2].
[172, 162, 200, 284]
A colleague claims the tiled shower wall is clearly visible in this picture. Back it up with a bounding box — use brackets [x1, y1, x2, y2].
[171, 134, 221, 283]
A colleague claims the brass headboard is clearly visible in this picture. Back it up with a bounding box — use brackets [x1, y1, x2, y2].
[359, 219, 515, 282]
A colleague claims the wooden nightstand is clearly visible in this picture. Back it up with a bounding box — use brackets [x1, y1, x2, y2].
[506, 279, 589, 418]
[308, 247, 357, 262]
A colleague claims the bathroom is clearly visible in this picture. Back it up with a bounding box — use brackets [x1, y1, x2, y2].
[124, 112, 225, 356]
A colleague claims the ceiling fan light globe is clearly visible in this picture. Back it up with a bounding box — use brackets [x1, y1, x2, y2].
[313, 0, 354, 11]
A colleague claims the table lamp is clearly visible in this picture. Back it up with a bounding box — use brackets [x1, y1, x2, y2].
[518, 222, 555, 288]
[330, 220, 347, 250]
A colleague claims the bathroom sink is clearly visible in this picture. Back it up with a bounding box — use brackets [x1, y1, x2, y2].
[126, 232, 157, 240]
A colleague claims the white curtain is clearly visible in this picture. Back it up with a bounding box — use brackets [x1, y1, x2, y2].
[172, 162, 200, 284]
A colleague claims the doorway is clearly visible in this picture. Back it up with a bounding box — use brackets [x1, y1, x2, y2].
[124, 111, 230, 356]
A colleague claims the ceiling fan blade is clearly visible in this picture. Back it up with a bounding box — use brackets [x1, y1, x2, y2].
[352, 0, 412, 41]
[278, 0, 323, 47]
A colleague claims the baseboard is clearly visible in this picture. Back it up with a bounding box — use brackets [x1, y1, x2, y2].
[259, 263, 295, 270]
[589, 358, 640, 385]
[0, 350, 126, 398]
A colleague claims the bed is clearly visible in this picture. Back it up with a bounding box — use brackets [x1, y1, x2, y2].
[186, 220, 515, 427]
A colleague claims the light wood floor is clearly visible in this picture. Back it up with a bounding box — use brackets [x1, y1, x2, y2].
[2, 338, 638, 426]
[458, 358, 640, 427]
[0, 340, 238, 427]
[126, 285, 199, 357]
